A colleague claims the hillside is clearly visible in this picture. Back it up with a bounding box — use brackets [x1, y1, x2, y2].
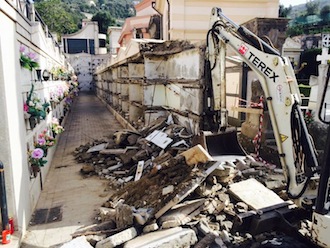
[34, 0, 139, 36]
[288, 0, 329, 18]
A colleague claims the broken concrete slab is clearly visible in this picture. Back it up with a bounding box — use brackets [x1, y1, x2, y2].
[180, 144, 213, 166]
[159, 199, 205, 229]
[99, 207, 116, 222]
[143, 222, 159, 233]
[60, 236, 93, 248]
[123, 227, 197, 248]
[228, 178, 284, 210]
[100, 146, 139, 155]
[146, 130, 173, 149]
[162, 185, 174, 195]
[87, 143, 108, 153]
[95, 227, 138, 248]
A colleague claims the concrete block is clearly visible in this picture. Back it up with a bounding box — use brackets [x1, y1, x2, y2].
[123, 227, 197, 248]
[162, 185, 174, 195]
[128, 63, 145, 78]
[143, 223, 159, 233]
[95, 227, 137, 248]
[60, 236, 93, 248]
[99, 207, 116, 222]
[116, 204, 133, 229]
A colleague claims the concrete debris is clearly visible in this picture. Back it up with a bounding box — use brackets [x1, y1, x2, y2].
[70, 115, 300, 247]
[95, 227, 137, 248]
[60, 236, 93, 248]
[123, 227, 198, 248]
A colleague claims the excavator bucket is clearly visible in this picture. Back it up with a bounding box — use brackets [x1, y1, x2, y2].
[202, 128, 246, 158]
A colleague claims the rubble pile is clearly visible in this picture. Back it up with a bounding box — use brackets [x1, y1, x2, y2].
[75, 116, 194, 184]
[70, 115, 303, 248]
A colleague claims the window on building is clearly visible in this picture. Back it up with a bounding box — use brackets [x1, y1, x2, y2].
[67, 39, 88, 54]
[99, 39, 106, 48]
[89, 39, 95, 54]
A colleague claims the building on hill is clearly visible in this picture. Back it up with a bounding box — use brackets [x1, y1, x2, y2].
[118, 0, 159, 47]
[152, 0, 279, 42]
[116, 0, 280, 48]
[108, 26, 122, 55]
[62, 20, 108, 91]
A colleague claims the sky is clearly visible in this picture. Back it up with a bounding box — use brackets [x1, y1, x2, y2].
[280, 0, 307, 7]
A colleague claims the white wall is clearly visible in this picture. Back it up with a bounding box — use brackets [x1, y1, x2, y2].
[0, 0, 70, 238]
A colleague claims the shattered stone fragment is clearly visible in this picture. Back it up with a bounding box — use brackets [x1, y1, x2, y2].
[123, 227, 197, 248]
[99, 207, 116, 222]
[95, 227, 138, 248]
[115, 204, 134, 229]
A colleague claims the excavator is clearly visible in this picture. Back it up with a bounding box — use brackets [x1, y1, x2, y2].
[203, 7, 330, 247]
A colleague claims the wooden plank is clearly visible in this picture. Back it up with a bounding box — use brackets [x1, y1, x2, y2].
[228, 178, 284, 210]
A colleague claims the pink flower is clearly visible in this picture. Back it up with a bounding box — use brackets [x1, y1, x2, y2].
[31, 148, 44, 159]
[23, 103, 29, 112]
[19, 45, 25, 53]
[27, 52, 36, 60]
[37, 138, 46, 145]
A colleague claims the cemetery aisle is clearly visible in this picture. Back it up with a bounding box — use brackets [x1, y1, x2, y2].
[21, 92, 124, 248]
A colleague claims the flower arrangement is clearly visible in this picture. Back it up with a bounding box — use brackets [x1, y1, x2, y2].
[25, 84, 50, 120]
[49, 85, 69, 104]
[50, 66, 68, 80]
[19, 45, 39, 71]
[51, 117, 65, 134]
[29, 148, 47, 167]
[34, 129, 56, 154]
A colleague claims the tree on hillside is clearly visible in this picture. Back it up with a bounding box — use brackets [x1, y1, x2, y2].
[91, 11, 116, 34]
[320, 5, 330, 22]
[35, 0, 84, 37]
[306, 0, 319, 15]
[279, 4, 292, 17]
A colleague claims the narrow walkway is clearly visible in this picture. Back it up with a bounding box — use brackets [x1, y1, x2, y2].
[21, 92, 124, 248]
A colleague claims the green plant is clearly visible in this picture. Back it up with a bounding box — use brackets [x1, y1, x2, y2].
[25, 84, 50, 119]
[34, 129, 56, 154]
[19, 45, 39, 71]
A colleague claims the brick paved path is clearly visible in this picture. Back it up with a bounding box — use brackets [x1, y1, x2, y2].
[21, 92, 124, 248]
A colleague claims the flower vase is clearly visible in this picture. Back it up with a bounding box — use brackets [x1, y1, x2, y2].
[36, 116, 40, 124]
[31, 165, 40, 177]
[29, 117, 37, 129]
